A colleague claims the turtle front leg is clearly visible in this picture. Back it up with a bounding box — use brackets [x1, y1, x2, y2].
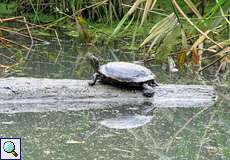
[89, 73, 100, 86]
[142, 83, 155, 97]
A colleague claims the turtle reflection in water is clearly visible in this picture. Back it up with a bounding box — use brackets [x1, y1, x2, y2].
[88, 54, 158, 97]
[100, 115, 153, 129]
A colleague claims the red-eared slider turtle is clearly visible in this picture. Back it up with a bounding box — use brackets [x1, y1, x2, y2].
[88, 54, 158, 97]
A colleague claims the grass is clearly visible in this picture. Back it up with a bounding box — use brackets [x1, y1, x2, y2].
[0, 0, 229, 77]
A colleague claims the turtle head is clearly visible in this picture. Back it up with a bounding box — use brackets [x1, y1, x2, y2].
[87, 53, 100, 71]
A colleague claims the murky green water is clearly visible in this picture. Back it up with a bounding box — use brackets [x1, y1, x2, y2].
[0, 36, 229, 159]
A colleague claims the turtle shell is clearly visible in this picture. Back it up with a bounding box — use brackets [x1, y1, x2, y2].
[99, 62, 155, 83]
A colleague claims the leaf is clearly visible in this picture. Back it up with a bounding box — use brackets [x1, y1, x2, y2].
[65, 31, 79, 37]
[155, 26, 180, 63]
[178, 28, 188, 68]
[192, 47, 200, 65]
[127, 0, 146, 16]
[75, 16, 90, 43]
[171, 0, 222, 48]
[140, 0, 153, 26]
[216, 60, 228, 74]
[0, 2, 17, 14]
[140, 13, 177, 47]
[199, 47, 230, 72]
[168, 56, 178, 72]
[177, 51, 187, 68]
[111, 13, 129, 37]
[147, 34, 162, 53]
[38, 14, 56, 23]
[216, 47, 230, 63]
[186, 30, 210, 56]
[112, 0, 145, 37]
[181, 28, 188, 49]
[149, 13, 175, 34]
[150, 0, 157, 10]
[184, 0, 202, 19]
[208, 39, 230, 51]
[203, 0, 226, 19]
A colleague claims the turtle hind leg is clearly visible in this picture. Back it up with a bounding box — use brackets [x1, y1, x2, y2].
[88, 73, 100, 86]
[142, 83, 155, 97]
[149, 80, 159, 87]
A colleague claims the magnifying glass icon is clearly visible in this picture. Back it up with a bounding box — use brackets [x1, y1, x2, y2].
[3, 141, 18, 157]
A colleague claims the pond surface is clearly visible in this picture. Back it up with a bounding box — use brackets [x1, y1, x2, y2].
[0, 36, 229, 160]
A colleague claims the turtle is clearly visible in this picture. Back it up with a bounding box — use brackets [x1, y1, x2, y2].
[88, 54, 158, 97]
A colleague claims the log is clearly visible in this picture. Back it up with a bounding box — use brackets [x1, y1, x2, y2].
[0, 77, 216, 113]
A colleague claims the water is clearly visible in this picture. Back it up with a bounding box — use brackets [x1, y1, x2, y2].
[0, 36, 229, 160]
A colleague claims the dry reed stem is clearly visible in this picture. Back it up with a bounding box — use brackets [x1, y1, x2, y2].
[0, 37, 30, 50]
[122, 3, 168, 16]
[23, 17, 34, 59]
[0, 27, 47, 43]
[171, 0, 223, 49]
